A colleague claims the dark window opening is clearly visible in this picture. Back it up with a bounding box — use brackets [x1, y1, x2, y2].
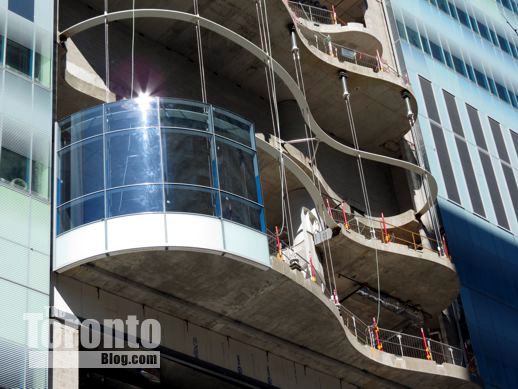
[8, 0, 34, 21]
[5, 39, 32, 76]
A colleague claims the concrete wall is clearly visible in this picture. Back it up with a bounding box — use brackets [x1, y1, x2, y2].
[53, 274, 347, 388]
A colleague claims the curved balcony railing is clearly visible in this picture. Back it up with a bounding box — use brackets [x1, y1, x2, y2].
[56, 97, 265, 235]
[267, 231, 465, 368]
[288, 1, 338, 25]
[324, 199, 448, 257]
[287, 3, 400, 77]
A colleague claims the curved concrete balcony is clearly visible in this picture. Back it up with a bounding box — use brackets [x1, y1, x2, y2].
[54, 98, 268, 272]
[257, 135, 458, 320]
[286, 1, 383, 57]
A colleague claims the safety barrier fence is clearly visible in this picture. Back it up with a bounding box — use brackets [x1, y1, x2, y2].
[340, 306, 465, 366]
[267, 229, 465, 367]
[287, 2, 400, 77]
[324, 199, 448, 258]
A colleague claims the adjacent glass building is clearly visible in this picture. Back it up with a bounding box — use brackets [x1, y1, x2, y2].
[0, 0, 53, 387]
[388, 0, 518, 387]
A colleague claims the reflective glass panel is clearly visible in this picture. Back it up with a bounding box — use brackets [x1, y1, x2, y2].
[221, 194, 262, 230]
[216, 138, 258, 202]
[58, 136, 103, 205]
[213, 109, 252, 147]
[105, 99, 158, 132]
[160, 100, 208, 131]
[106, 127, 162, 188]
[107, 184, 164, 217]
[58, 192, 104, 234]
[165, 185, 219, 216]
[162, 129, 213, 187]
[59, 105, 103, 148]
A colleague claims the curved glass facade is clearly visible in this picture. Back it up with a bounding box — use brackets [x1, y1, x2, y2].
[56, 97, 264, 234]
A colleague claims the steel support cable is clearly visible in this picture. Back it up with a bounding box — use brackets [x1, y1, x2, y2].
[291, 35, 337, 297]
[259, 0, 296, 246]
[344, 94, 381, 324]
[256, 0, 288, 240]
[194, 0, 207, 103]
[104, 0, 110, 102]
[60, 9, 439, 216]
[130, 0, 135, 98]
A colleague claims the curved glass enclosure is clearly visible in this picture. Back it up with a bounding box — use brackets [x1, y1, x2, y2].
[56, 97, 265, 235]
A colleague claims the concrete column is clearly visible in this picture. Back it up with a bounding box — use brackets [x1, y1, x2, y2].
[51, 320, 79, 389]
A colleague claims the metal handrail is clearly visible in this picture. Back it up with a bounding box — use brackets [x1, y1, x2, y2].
[287, 1, 336, 25]
[339, 306, 465, 366]
[287, 2, 400, 76]
[266, 231, 465, 367]
[325, 203, 447, 257]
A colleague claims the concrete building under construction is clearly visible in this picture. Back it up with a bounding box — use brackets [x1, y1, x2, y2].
[0, 0, 486, 387]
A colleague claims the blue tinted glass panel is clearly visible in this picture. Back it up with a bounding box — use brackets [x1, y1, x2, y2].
[107, 185, 164, 217]
[465, 64, 476, 82]
[165, 184, 219, 216]
[216, 138, 258, 202]
[497, 34, 511, 54]
[162, 129, 213, 187]
[160, 100, 209, 131]
[406, 26, 422, 49]
[456, 7, 470, 28]
[511, 43, 518, 59]
[495, 82, 510, 103]
[489, 29, 499, 45]
[8, 0, 34, 21]
[58, 137, 104, 205]
[436, 0, 449, 13]
[452, 55, 467, 77]
[510, 93, 518, 108]
[6, 39, 31, 76]
[59, 106, 104, 148]
[429, 40, 445, 63]
[469, 16, 479, 32]
[477, 21, 491, 41]
[213, 109, 252, 147]
[487, 77, 498, 96]
[222, 194, 262, 231]
[420, 34, 431, 54]
[443, 49, 454, 69]
[58, 192, 104, 234]
[105, 99, 158, 131]
[0, 35, 3, 64]
[474, 68, 488, 90]
[448, 2, 458, 19]
[106, 128, 162, 188]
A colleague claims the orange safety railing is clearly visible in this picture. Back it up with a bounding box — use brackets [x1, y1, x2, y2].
[324, 199, 448, 258]
[266, 229, 464, 367]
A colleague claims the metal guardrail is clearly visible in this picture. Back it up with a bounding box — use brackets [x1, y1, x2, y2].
[287, 1, 400, 76]
[266, 230, 465, 368]
[288, 1, 336, 25]
[324, 201, 448, 257]
[340, 306, 465, 366]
